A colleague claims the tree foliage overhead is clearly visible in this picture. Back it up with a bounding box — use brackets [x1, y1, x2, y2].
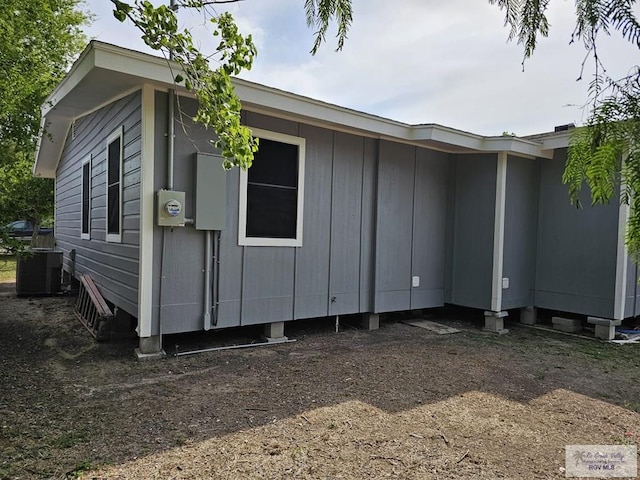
[110, 0, 356, 169]
[304, 0, 353, 54]
[112, 0, 259, 170]
[0, 0, 87, 246]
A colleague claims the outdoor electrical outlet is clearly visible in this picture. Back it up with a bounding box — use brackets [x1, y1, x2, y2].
[412, 276, 420, 288]
[502, 277, 510, 289]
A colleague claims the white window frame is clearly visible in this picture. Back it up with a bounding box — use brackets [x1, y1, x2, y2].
[238, 128, 305, 247]
[80, 155, 91, 240]
[106, 127, 124, 243]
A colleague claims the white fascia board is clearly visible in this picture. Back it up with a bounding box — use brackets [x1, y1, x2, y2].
[35, 41, 563, 178]
[35, 45, 98, 178]
[42, 48, 97, 117]
[483, 137, 552, 159]
[33, 116, 51, 176]
[237, 82, 550, 158]
[410, 125, 484, 150]
[233, 79, 411, 141]
[93, 42, 179, 86]
[34, 117, 72, 178]
[539, 132, 571, 150]
[524, 130, 572, 150]
[34, 42, 182, 178]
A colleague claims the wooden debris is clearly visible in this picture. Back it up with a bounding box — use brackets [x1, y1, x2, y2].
[456, 449, 469, 464]
[370, 455, 405, 466]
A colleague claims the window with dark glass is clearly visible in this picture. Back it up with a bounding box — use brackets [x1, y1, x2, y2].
[81, 158, 91, 239]
[238, 129, 305, 247]
[106, 131, 122, 241]
[245, 138, 299, 239]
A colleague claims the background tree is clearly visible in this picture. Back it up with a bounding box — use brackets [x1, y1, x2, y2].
[0, 0, 87, 250]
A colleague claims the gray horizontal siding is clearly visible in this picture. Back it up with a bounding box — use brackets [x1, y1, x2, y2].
[55, 91, 142, 316]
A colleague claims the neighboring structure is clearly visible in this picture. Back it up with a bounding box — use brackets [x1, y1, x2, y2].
[34, 41, 634, 356]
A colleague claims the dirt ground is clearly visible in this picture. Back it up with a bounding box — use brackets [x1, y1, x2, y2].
[0, 281, 639, 480]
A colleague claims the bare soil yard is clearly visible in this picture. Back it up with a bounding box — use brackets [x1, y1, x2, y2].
[0, 278, 639, 479]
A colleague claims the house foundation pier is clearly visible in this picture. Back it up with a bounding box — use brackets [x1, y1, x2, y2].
[361, 313, 380, 331]
[135, 335, 165, 360]
[483, 310, 509, 334]
[519, 306, 538, 325]
[264, 321, 287, 342]
[587, 317, 621, 341]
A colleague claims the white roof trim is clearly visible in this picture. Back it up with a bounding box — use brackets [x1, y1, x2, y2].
[35, 41, 562, 177]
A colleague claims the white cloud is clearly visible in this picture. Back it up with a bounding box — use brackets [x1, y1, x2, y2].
[82, 0, 637, 136]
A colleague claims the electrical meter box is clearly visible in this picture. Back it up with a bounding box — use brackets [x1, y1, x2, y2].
[157, 189, 186, 227]
[194, 153, 226, 231]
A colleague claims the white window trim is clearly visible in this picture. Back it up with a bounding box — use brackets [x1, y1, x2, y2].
[238, 128, 305, 247]
[80, 155, 91, 240]
[106, 127, 124, 243]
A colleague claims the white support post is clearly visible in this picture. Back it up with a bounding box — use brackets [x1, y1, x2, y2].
[491, 152, 508, 313]
[614, 189, 630, 321]
[137, 84, 157, 343]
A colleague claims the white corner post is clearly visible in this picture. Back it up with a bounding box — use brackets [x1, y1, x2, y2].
[136, 84, 162, 358]
[613, 184, 630, 321]
[485, 151, 509, 334]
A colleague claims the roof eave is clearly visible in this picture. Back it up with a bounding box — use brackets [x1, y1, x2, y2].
[35, 41, 561, 177]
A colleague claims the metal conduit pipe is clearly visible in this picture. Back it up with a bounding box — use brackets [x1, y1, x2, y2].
[203, 230, 212, 331]
[158, 89, 176, 353]
[213, 230, 220, 326]
[174, 338, 297, 357]
[167, 89, 175, 190]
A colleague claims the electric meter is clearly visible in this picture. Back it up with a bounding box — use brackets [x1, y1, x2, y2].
[157, 190, 186, 226]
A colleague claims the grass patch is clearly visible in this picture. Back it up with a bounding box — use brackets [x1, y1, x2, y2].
[0, 255, 16, 283]
[49, 431, 88, 449]
[66, 460, 95, 479]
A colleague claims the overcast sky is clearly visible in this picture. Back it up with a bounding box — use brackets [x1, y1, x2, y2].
[83, 1, 637, 136]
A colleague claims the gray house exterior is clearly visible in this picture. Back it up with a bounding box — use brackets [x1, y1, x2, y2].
[34, 42, 633, 355]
